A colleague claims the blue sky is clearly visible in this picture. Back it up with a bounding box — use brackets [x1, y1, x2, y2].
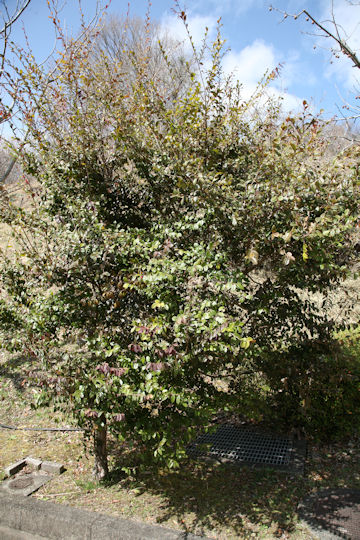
[3, 0, 360, 119]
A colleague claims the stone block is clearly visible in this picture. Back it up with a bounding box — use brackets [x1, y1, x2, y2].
[4, 459, 26, 477]
[40, 460, 65, 475]
[25, 457, 42, 470]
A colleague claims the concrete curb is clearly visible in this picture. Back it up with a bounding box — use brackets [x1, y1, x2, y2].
[0, 492, 207, 539]
[0, 524, 48, 539]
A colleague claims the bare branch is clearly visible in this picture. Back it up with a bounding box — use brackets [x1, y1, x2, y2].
[270, 5, 360, 69]
[0, 0, 32, 35]
[270, 3, 360, 122]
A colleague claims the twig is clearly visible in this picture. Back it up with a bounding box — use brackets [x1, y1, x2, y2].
[36, 491, 81, 498]
[270, 5, 360, 69]
[0, 0, 32, 35]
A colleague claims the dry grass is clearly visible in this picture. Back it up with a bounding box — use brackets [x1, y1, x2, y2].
[1, 345, 360, 539]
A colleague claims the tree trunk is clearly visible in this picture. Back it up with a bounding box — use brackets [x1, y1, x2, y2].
[93, 420, 109, 480]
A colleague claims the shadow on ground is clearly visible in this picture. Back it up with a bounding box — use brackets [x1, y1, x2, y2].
[106, 456, 307, 538]
[0, 354, 32, 392]
[101, 432, 360, 538]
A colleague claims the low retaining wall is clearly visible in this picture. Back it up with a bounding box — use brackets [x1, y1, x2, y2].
[0, 492, 206, 539]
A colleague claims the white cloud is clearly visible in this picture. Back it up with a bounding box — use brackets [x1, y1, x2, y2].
[222, 40, 277, 86]
[265, 86, 303, 111]
[221, 40, 303, 111]
[161, 13, 217, 52]
[231, 78, 303, 113]
[161, 18, 305, 113]
[161, 0, 259, 44]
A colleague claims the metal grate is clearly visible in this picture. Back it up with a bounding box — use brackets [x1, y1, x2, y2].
[187, 424, 293, 466]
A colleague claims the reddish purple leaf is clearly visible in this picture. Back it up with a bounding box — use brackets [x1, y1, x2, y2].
[85, 409, 98, 418]
[96, 362, 111, 374]
[128, 343, 142, 353]
[146, 362, 165, 372]
[110, 367, 126, 377]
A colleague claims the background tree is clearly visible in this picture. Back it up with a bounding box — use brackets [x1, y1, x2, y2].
[0, 1, 32, 184]
[0, 6, 358, 479]
[93, 13, 192, 102]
